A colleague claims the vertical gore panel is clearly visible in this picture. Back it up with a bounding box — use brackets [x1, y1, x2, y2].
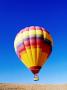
[29, 28, 37, 66]
[36, 28, 43, 66]
[23, 29, 34, 67]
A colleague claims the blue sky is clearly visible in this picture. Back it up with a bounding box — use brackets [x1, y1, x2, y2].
[0, 0, 67, 84]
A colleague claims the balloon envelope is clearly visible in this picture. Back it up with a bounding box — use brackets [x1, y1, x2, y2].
[14, 26, 53, 81]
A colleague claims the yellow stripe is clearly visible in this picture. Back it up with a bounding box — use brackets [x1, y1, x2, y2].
[29, 30, 36, 36]
[20, 51, 30, 68]
[31, 47, 37, 66]
[36, 29, 43, 35]
[29, 29, 43, 37]
[25, 47, 34, 67]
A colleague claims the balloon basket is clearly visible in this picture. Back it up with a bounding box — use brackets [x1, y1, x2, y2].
[34, 74, 39, 81]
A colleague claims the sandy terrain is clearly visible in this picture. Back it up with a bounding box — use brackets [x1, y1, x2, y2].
[0, 83, 67, 90]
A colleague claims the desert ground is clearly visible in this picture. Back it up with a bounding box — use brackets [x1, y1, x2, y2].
[0, 83, 67, 90]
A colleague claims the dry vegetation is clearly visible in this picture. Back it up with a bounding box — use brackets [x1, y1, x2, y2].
[0, 83, 67, 90]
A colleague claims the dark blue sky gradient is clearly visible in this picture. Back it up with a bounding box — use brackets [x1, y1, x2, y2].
[0, 0, 67, 84]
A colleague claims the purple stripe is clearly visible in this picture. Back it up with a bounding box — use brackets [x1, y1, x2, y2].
[17, 42, 24, 48]
[23, 36, 43, 41]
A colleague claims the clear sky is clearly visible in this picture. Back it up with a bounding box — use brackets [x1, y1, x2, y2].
[0, 0, 67, 84]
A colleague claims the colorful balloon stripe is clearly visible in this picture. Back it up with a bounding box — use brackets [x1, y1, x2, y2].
[17, 38, 52, 53]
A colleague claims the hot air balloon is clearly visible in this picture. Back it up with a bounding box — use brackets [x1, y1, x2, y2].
[14, 26, 53, 81]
